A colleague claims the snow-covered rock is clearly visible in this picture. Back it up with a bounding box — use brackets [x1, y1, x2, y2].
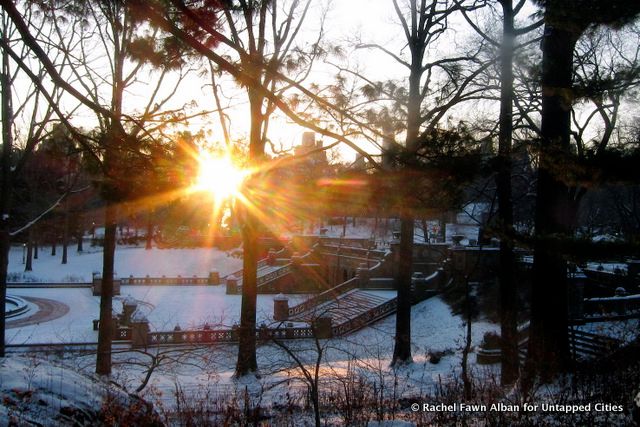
[0, 355, 160, 426]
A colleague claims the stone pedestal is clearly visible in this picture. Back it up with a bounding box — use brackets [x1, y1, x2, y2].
[313, 317, 333, 339]
[273, 294, 289, 321]
[226, 275, 239, 294]
[208, 270, 220, 285]
[356, 263, 369, 287]
[267, 249, 277, 266]
[131, 317, 150, 347]
[121, 297, 138, 325]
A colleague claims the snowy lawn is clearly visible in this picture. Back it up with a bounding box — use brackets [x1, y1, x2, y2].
[8, 245, 243, 282]
[4, 239, 505, 423]
[6, 285, 320, 344]
[94, 295, 499, 407]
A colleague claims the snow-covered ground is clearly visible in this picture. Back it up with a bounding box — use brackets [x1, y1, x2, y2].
[5, 240, 498, 403]
[6, 286, 314, 344]
[5, 232, 637, 424]
[0, 356, 158, 426]
[8, 245, 243, 283]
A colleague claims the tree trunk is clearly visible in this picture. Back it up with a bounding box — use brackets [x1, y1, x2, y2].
[461, 278, 473, 399]
[96, 202, 117, 375]
[236, 205, 259, 375]
[0, 231, 8, 357]
[62, 198, 69, 264]
[235, 91, 264, 376]
[76, 230, 83, 252]
[392, 61, 422, 365]
[496, 0, 519, 386]
[392, 217, 414, 364]
[0, 33, 12, 357]
[527, 19, 577, 379]
[25, 228, 33, 271]
[51, 237, 56, 256]
[145, 209, 153, 250]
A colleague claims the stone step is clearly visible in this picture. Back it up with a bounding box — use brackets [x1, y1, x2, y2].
[292, 290, 392, 324]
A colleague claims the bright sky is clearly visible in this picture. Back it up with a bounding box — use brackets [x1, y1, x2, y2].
[17, 0, 625, 167]
[5, 1, 497, 162]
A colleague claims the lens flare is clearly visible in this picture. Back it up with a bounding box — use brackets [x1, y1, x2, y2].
[195, 152, 248, 202]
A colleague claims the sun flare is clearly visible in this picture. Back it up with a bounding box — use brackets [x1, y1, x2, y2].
[195, 152, 247, 201]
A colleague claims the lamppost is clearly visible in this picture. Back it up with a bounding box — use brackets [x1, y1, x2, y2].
[22, 243, 26, 264]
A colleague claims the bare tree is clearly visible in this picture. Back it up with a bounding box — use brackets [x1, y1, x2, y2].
[356, 0, 488, 366]
[0, 5, 69, 357]
[0, 0, 195, 373]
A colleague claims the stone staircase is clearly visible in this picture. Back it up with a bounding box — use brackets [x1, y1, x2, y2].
[290, 289, 393, 325]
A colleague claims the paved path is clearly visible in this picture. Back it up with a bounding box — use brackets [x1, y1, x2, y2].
[6, 296, 70, 329]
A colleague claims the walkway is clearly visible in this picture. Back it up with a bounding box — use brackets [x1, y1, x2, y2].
[6, 297, 70, 329]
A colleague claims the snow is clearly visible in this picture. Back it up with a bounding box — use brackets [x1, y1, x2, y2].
[8, 245, 243, 283]
[6, 240, 498, 415]
[585, 262, 628, 275]
[0, 355, 150, 426]
[6, 286, 321, 344]
[89, 295, 498, 410]
[6, 234, 636, 424]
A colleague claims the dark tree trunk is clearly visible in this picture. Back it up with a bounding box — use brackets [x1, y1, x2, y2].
[527, 19, 577, 379]
[461, 278, 473, 399]
[392, 217, 414, 364]
[96, 202, 117, 375]
[235, 91, 264, 376]
[145, 209, 153, 250]
[0, 232, 8, 357]
[236, 206, 259, 375]
[496, 0, 519, 386]
[439, 214, 446, 242]
[76, 231, 83, 252]
[62, 199, 69, 264]
[392, 61, 422, 366]
[421, 219, 428, 242]
[0, 39, 11, 357]
[34, 233, 38, 258]
[25, 229, 33, 271]
[51, 237, 56, 256]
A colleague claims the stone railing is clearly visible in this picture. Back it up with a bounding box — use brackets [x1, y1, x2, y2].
[332, 298, 398, 336]
[582, 294, 640, 321]
[288, 277, 359, 317]
[227, 247, 288, 283]
[318, 237, 376, 249]
[120, 276, 211, 285]
[332, 269, 443, 336]
[319, 245, 386, 262]
[149, 329, 237, 345]
[257, 264, 292, 288]
[145, 325, 315, 346]
[287, 250, 393, 318]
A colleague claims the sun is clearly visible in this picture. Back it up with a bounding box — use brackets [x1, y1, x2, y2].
[194, 152, 248, 201]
